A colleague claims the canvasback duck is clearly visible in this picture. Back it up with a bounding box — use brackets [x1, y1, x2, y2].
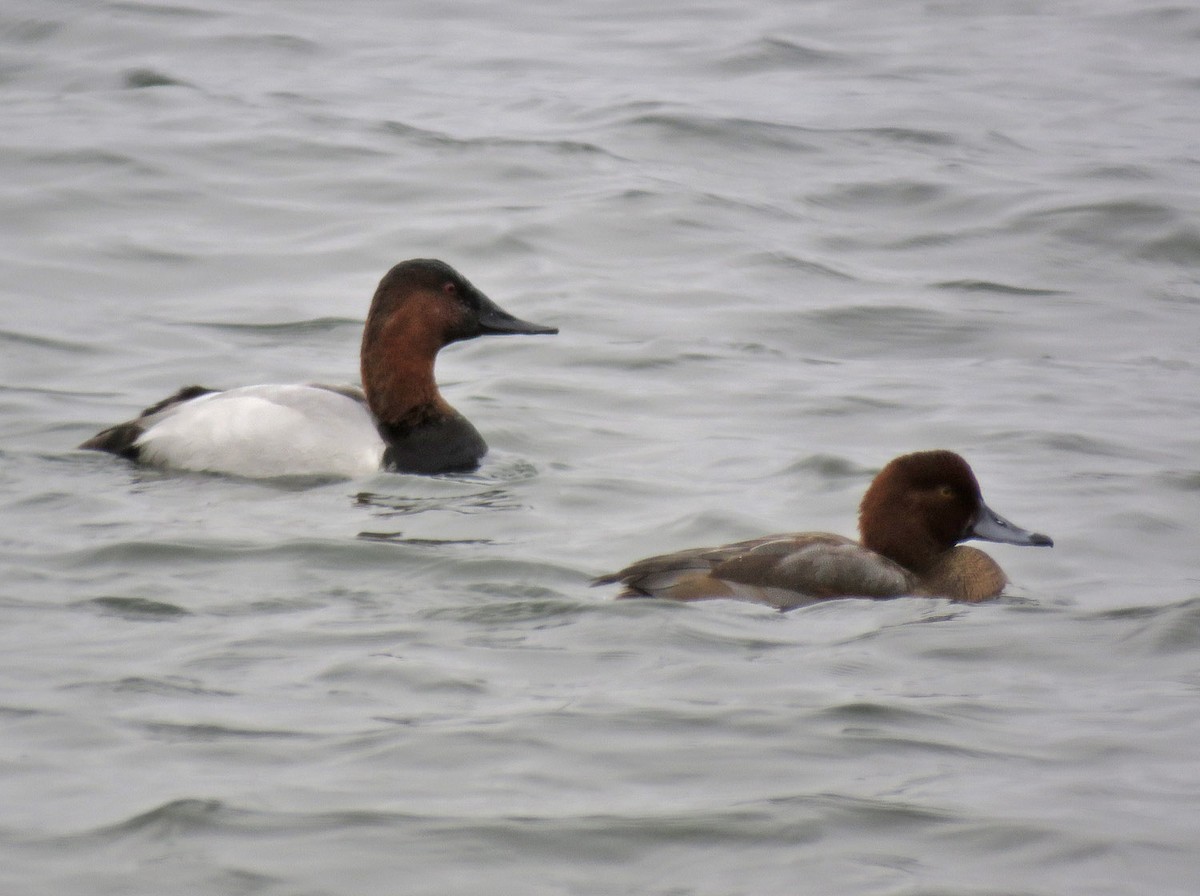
[594, 450, 1052, 608]
[80, 259, 557, 478]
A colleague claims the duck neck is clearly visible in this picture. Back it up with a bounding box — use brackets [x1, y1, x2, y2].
[866, 531, 943, 577]
[360, 317, 456, 435]
[860, 491, 944, 576]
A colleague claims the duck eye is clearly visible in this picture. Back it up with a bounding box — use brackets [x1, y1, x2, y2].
[442, 282, 458, 297]
[938, 485, 956, 499]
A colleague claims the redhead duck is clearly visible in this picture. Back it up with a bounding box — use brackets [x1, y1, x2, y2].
[593, 450, 1052, 607]
[80, 259, 557, 478]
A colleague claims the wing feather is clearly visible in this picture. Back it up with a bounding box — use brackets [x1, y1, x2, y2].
[595, 532, 915, 609]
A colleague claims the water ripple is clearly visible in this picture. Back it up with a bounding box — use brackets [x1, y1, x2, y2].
[717, 37, 854, 73]
[121, 68, 191, 90]
[83, 596, 191, 619]
[934, 279, 1067, 296]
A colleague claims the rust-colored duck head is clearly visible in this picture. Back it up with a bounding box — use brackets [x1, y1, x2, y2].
[858, 449, 1053, 577]
[360, 258, 556, 428]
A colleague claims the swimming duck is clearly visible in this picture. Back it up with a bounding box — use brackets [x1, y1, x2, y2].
[594, 450, 1052, 607]
[80, 259, 557, 478]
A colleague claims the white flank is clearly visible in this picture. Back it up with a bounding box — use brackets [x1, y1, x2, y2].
[135, 384, 385, 478]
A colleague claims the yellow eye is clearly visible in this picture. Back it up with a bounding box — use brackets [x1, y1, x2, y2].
[938, 485, 955, 499]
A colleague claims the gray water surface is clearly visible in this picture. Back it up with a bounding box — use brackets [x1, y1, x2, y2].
[3, 1, 1200, 893]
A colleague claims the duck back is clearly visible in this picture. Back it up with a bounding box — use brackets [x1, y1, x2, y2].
[80, 385, 217, 460]
[597, 533, 917, 609]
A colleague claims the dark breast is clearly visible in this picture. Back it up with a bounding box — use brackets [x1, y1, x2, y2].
[379, 413, 488, 474]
